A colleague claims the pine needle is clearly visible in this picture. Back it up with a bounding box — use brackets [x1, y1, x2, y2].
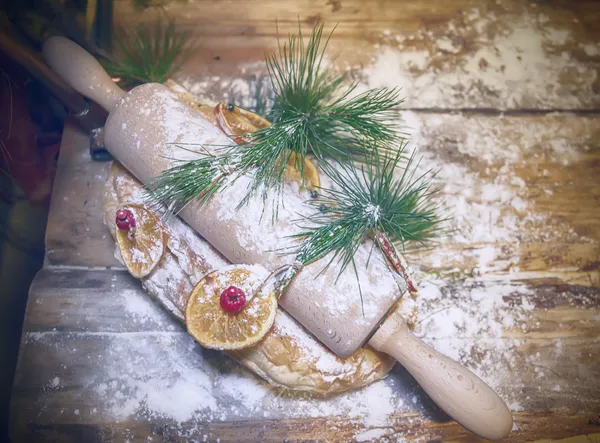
[145, 146, 238, 215]
[146, 23, 412, 221]
[227, 75, 274, 118]
[290, 144, 443, 270]
[265, 22, 403, 162]
[233, 22, 403, 206]
[102, 18, 193, 88]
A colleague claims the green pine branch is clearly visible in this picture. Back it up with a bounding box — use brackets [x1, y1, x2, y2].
[145, 23, 424, 229]
[290, 145, 443, 271]
[145, 146, 237, 214]
[232, 22, 403, 206]
[102, 18, 193, 88]
[265, 22, 403, 161]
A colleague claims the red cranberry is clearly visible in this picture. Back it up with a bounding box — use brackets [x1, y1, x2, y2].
[115, 208, 136, 231]
[220, 285, 246, 313]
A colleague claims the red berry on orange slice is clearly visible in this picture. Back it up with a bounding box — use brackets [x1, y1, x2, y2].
[185, 265, 277, 350]
[115, 204, 166, 278]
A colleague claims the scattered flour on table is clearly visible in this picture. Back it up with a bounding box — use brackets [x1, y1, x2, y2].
[583, 43, 600, 56]
[398, 110, 596, 278]
[178, 6, 598, 110]
[360, 8, 598, 109]
[45, 4, 599, 441]
[354, 428, 394, 442]
[27, 329, 406, 433]
[44, 376, 62, 391]
[121, 289, 167, 325]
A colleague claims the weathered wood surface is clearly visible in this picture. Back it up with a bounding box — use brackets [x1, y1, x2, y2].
[18, 114, 600, 442]
[21, 113, 600, 441]
[10, 269, 600, 442]
[44, 121, 120, 269]
[112, 0, 600, 110]
[11, 413, 600, 443]
[10, 0, 600, 441]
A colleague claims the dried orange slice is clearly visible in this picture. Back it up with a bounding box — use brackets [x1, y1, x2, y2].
[185, 265, 277, 350]
[115, 204, 166, 278]
[191, 103, 218, 126]
[285, 152, 321, 191]
[214, 103, 272, 144]
[214, 103, 320, 190]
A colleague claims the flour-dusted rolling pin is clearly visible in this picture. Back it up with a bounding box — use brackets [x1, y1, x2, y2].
[43, 36, 512, 439]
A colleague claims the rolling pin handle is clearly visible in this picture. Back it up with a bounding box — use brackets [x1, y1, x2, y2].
[42, 36, 125, 113]
[369, 311, 513, 440]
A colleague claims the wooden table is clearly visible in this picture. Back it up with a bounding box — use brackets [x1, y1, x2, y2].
[10, 1, 600, 441]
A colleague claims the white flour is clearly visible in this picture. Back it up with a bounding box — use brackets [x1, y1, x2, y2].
[362, 9, 598, 109]
[39, 4, 599, 441]
[28, 328, 407, 427]
[399, 110, 596, 282]
[178, 8, 599, 111]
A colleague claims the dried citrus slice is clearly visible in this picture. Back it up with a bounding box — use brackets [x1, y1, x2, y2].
[185, 265, 277, 350]
[191, 103, 218, 126]
[285, 152, 321, 191]
[214, 103, 320, 190]
[214, 103, 272, 144]
[115, 204, 166, 278]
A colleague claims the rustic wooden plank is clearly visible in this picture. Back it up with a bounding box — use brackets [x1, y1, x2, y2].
[10, 413, 600, 443]
[26, 269, 174, 332]
[10, 330, 600, 442]
[10, 268, 600, 441]
[12, 330, 600, 414]
[45, 121, 122, 269]
[113, 0, 600, 109]
[24, 270, 600, 340]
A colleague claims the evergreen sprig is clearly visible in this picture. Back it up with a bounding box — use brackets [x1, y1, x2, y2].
[103, 18, 192, 88]
[149, 23, 404, 212]
[264, 22, 403, 162]
[290, 146, 442, 273]
[146, 147, 238, 214]
[231, 22, 403, 204]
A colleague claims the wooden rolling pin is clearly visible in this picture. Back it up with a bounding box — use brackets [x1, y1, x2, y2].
[43, 36, 513, 440]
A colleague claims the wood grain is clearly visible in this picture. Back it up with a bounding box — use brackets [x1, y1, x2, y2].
[112, 0, 600, 110]
[44, 121, 121, 269]
[10, 414, 600, 443]
[10, 268, 600, 442]
[14, 0, 600, 439]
